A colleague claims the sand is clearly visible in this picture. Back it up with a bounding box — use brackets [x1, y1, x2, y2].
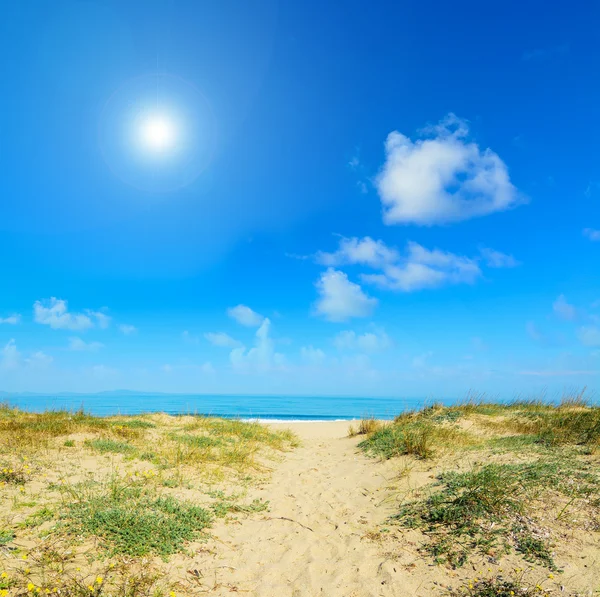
[180, 421, 422, 596]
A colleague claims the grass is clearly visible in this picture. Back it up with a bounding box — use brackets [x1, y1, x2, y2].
[84, 438, 135, 455]
[60, 477, 213, 557]
[390, 458, 599, 569]
[355, 396, 600, 577]
[358, 418, 474, 459]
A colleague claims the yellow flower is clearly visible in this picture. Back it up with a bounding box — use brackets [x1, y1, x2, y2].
[536, 585, 543, 591]
[87, 586, 94, 592]
[28, 583, 35, 592]
[22, 555, 28, 560]
[25, 569, 31, 574]
[468, 584, 473, 589]
[95, 576, 103, 585]
[35, 588, 41, 594]
[548, 573, 554, 579]
[0, 572, 7, 579]
[169, 592, 176, 597]
[45, 589, 50, 594]
[0, 589, 8, 597]
[76, 568, 81, 572]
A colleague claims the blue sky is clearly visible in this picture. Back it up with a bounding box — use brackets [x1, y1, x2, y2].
[1, 0, 599, 397]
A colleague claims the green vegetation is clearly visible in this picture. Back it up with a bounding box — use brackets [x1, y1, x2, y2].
[84, 438, 135, 455]
[357, 396, 600, 575]
[60, 477, 212, 557]
[358, 418, 473, 459]
[449, 576, 546, 597]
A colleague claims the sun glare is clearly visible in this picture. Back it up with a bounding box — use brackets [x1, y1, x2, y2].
[140, 115, 176, 151]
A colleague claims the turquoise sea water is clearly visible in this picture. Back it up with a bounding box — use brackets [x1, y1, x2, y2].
[2, 393, 442, 421]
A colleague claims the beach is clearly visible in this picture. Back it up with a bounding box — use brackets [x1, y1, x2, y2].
[1, 404, 599, 596]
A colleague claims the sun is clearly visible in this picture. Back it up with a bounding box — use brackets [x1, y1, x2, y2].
[139, 114, 177, 152]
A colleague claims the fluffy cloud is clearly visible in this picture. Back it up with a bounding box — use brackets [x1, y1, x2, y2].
[316, 236, 399, 269]
[553, 295, 577, 321]
[314, 269, 377, 322]
[300, 346, 326, 365]
[577, 326, 600, 347]
[333, 328, 391, 352]
[479, 248, 520, 268]
[34, 298, 94, 331]
[583, 228, 600, 241]
[230, 318, 285, 372]
[362, 242, 481, 291]
[68, 337, 104, 351]
[375, 114, 524, 225]
[204, 332, 243, 348]
[119, 324, 137, 335]
[227, 304, 264, 327]
[0, 314, 21, 325]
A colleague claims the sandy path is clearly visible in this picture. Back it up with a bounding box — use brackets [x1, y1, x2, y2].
[192, 422, 421, 597]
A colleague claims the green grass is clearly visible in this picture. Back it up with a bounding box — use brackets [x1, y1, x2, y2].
[390, 458, 599, 569]
[84, 438, 135, 454]
[0, 529, 14, 545]
[60, 478, 213, 557]
[359, 420, 474, 459]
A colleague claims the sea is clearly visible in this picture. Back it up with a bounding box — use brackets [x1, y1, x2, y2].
[1, 392, 450, 421]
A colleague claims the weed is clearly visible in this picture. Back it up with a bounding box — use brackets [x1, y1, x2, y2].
[449, 576, 544, 596]
[63, 440, 75, 447]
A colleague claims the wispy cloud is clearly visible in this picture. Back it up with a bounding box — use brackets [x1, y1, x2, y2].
[68, 337, 104, 352]
[362, 242, 481, 292]
[577, 326, 600, 347]
[0, 339, 20, 370]
[553, 294, 577, 321]
[375, 113, 525, 225]
[119, 324, 137, 335]
[227, 304, 264, 327]
[313, 269, 377, 322]
[583, 228, 600, 241]
[0, 314, 21, 325]
[333, 328, 392, 352]
[479, 247, 520, 268]
[204, 332, 243, 348]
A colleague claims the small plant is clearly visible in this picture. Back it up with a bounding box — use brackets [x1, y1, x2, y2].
[84, 438, 135, 455]
[64, 439, 75, 447]
[60, 478, 212, 557]
[0, 465, 27, 484]
[449, 576, 545, 596]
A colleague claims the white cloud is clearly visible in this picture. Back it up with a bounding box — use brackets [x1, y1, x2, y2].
[68, 337, 104, 352]
[26, 351, 53, 367]
[1, 339, 20, 370]
[204, 332, 242, 348]
[583, 228, 600, 241]
[577, 326, 600, 347]
[314, 269, 377, 322]
[553, 294, 577, 321]
[227, 304, 264, 327]
[88, 311, 111, 329]
[333, 328, 391, 352]
[300, 346, 326, 365]
[375, 114, 524, 225]
[0, 314, 21, 325]
[119, 324, 137, 335]
[412, 351, 433, 369]
[480, 248, 520, 268]
[34, 298, 94, 331]
[200, 362, 216, 374]
[229, 318, 285, 372]
[362, 242, 481, 291]
[316, 236, 400, 269]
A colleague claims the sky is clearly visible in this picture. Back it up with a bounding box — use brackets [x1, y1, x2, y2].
[0, 0, 599, 398]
